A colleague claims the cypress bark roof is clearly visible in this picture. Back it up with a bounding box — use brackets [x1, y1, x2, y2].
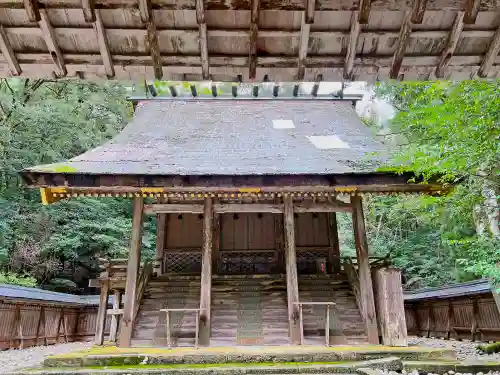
[25, 99, 387, 176]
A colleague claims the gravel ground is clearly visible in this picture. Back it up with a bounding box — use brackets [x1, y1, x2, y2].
[408, 336, 500, 361]
[0, 342, 91, 374]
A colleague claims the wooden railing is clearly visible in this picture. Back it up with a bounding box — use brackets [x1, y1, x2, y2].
[294, 302, 336, 346]
[159, 308, 205, 348]
[134, 261, 153, 320]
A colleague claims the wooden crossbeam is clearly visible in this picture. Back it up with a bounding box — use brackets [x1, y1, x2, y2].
[295, 200, 353, 213]
[249, 0, 260, 79]
[81, 0, 96, 22]
[23, 0, 40, 22]
[435, 11, 464, 78]
[197, 0, 209, 79]
[139, 0, 162, 79]
[344, 11, 360, 80]
[215, 203, 283, 213]
[94, 10, 114, 78]
[0, 25, 21, 76]
[411, 0, 428, 24]
[357, 0, 371, 24]
[38, 10, 67, 77]
[478, 25, 500, 78]
[297, 11, 310, 80]
[305, 0, 316, 24]
[144, 204, 204, 214]
[464, 0, 481, 24]
[389, 11, 412, 80]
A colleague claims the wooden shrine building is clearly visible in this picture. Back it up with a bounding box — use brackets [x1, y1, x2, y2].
[21, 98, 444, 348]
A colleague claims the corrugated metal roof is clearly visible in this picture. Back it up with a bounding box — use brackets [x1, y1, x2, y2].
[0, 284, 110, 306]
[25, 99, 387, 176]
[404, 279, 493, 302]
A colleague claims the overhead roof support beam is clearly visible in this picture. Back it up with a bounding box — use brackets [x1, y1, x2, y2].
[0, 25, 21, 76]
[435, 11, 464, 78]
[297, 11, 311, 80]
[411, 0, 428, 24]
[23, 0, 40, 22]
[38, 9, 67, 77]
[464, 0, 481, 24]
[478, 25, 500, 78]
[344, 11, 360, 80]
[305, 0, 316, 24]
[358, 0, 371, 24]
[389, 10, 412, 80]
[139, 0, 162, 80]
[81, 0, 96, 22]
[89, 9, 114, 78]
[249, 0, 260, 79]
[196, 0, 209, 79]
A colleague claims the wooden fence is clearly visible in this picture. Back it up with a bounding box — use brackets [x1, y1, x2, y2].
[404, 280, 500, 342]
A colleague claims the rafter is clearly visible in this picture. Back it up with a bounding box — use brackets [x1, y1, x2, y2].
[38, 10, 66, 77]
[93, 10, 114, 78]
[358, 0, 371, 24]
[196, 0, 209, 79]
[478, 25, 500, 78]
[297, 11, 310, 80]
[23, 0, 40, 22]
[249, 0, 260, 79]
[139, 0, 162, 80]
[389, 11, 412, 80]
[305, 0, 316, 24]
[435, 11, 464, 78]
[464, 0, 481, 24]
[344, 11, 360, 80]
[81, 0, 96, 22]
[0, 25, 21, 76]
[411, 0, 428, 23]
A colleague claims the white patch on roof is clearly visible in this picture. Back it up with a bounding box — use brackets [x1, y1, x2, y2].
[273, 119, 295, 129]
[307, 135, 350, 149]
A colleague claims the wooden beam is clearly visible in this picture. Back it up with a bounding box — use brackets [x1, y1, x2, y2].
[357, 0, 371, 24]
[389, 10, 412, 80]
[119, 197, 144, 347]
[138, 0, 151, 23]
[297, 11, 310, 80]
[212, 202, 220, 271]
[478, 25, 500, 78]
[446, 300, 454, 339]
[109, 290, 121, 343]
[294, 200, 353, 213]
[81, 0, 95, 22]
[464, 0, 481, 24]
[196, 0, 209, 79]
[471, 298, 479, 341]
[144, 204, 204, 214]
[435, 11, 464, 78]
[199, 197, 213, 346]
[327, 212, 341, 274]
[138, 0, 162, 79]
[249, 0, 260, 79]
[23, 0, 40, 22]
[38, 10, 67, 77]
[214, 203, 283, 213]
[344, 11, 360, 80]
[351, 195, 379, 344]
[93, 10, 114, 78]
[411, 0, 428, 24]
[0, 25, 21, 76]
[305, 0, 316, 24]
[155, 213, 167, 275]
[94, 281, 109, 345]
[374, 268, 407, 346]
[283, 195, 300, 344]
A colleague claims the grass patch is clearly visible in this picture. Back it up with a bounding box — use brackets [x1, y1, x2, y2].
[477, 342, 500, 354]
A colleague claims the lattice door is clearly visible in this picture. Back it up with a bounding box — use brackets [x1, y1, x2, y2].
[164, 252, 202, 274]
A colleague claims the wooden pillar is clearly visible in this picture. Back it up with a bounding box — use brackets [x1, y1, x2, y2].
[284, 195, 301, 344]
[212, 200, 220, 272]
[155, 213, 167, 275]
[109, 290, 122, 343]
[351, 195, 379, 344]
[373, 267, 407, 346]
[199, 197, 213, 346]
[94, 281, 109, 345]
[327, 212, 341, 274]
[119, 197, 144, 347]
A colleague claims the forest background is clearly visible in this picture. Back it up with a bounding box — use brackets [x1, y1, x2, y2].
[0, 78, 498, 292]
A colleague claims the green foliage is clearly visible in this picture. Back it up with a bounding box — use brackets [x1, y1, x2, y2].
[0, 78, 155, 292]
[365, 80, 500, 289]
[0, 271, 37, 287]
[477, 342, 500, 354]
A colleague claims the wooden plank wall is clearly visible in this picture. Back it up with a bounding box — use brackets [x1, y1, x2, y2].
[405, 294, 500, 341]
[0, 302, 105, 349]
